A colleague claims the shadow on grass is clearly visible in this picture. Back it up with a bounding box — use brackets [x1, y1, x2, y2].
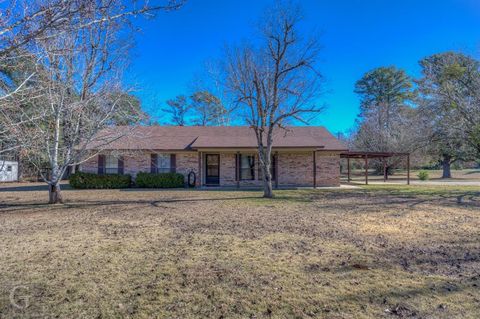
[464, 170, 480, 175]
[0, 184, 73, 192]
[328, 278, 477, 317]
[0, 196, 268, 213]
[1, 185, 478, 212]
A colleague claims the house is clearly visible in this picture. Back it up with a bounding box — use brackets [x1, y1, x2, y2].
[79, 126, 348, 187]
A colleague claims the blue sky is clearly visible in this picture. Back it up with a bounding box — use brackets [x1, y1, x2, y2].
[128, 0, 480, 134]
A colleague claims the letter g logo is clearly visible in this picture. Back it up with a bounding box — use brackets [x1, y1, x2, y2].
[9, 285, 30, 309]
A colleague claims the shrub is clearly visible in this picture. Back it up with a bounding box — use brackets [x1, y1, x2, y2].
[418, 170, 429, 181]
[136, 172, 185, 188]
[70, 172, 131, 189]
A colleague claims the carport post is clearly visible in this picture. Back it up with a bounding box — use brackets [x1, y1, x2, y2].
[407, 154, 410, 185]
[364, 155, 368, 185]
[383, 159, 387, 183]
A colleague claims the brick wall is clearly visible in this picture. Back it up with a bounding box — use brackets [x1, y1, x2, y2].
[277, 152, 313, 186]
[219, 153, 236, 186]
[124, 152, 150, 176]
[79, 155, 99, 174]
[217, 151, 340, 187]
[80, 151, 200, 185]
[176, 152, 200, 186]
[315, 152, 341, 187]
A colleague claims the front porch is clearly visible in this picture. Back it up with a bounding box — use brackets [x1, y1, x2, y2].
[196, 149, 341, 188]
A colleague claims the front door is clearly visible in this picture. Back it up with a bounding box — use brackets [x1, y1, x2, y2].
[205, 154, 220, 185]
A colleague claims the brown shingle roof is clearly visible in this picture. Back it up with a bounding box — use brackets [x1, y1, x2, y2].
[86, 126, 347, 151]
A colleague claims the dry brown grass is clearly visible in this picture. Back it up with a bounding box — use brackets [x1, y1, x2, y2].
[343, 168, 480, 183]
[0, 183, 479, 318]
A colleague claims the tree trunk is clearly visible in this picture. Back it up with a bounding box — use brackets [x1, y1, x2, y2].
[263, 176, 273, 198]
[48, 183, 63, 204]
[259, 147, 274, 198]
[441, 159, 452, 179]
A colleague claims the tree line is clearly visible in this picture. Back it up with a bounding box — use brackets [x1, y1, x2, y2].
[351, 52, 480, 178]
[162, 91, 229, 126]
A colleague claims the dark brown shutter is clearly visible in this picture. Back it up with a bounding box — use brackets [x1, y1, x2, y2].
[170, 154, 176, 173]
[271, 154, 276, 181]
[151, 153, 157, 173]
[254, 156, 263, 181]
[118, 156, 124, 175]
[98, 155, 105, 175]
[235, 154, 239, 181]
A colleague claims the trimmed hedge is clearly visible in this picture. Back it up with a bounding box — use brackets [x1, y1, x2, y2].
[70, 172, 131, 189]
[136, 172, 185, 188]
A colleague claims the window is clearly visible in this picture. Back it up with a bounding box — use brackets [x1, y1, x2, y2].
[156, 153, 171, 173]
[258, 155, 276, 181]
[105, 155, 119, 174]
[6, 165, 12, 172]
[240, 154, 255, 180]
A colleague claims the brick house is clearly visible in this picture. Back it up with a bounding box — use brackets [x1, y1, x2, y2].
[79, 126, 347, 188]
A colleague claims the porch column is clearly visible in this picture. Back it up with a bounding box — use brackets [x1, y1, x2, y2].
[364, 155, 368, 185]
[198, 152, 202, 187]
[407, 154, 410, 185]
[313, 151, 316, 188]
[383, 159, 387, 183]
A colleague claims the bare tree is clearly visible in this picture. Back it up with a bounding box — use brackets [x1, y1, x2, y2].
[0, 0, 182, 203]
[190, 90, 228, 126]
[162, 95, 190, 126]
[0, 0, 184, 107]
[352, 66, 421, 175]
[224, 2, 323, 198]
[0, 0, 184, 56]
[189, 59, 231, 125]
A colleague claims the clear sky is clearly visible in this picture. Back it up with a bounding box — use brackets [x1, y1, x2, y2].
[127, 0, 480, 134]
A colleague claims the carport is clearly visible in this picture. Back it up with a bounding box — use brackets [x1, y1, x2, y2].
[340, 151, 410, 185]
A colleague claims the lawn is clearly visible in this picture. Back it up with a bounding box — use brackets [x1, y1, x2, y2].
[342, 168, 480, 183]
[0, 184, 479, 318]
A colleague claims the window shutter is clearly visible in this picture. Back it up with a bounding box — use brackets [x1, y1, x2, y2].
[151, 153, 157, 173]
[235, 154, 239, 181]
[118, 156, 124, 175]
[258, 155, 262, 180]
[170, 154, 176, 173]
[249, 155, 255, 180]
[273, 153, 278, 181]
[97, 155, 105, 175]
[235, 154, 238, 181]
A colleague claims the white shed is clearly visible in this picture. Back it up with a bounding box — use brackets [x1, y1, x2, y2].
[0, 160, 19, 182]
